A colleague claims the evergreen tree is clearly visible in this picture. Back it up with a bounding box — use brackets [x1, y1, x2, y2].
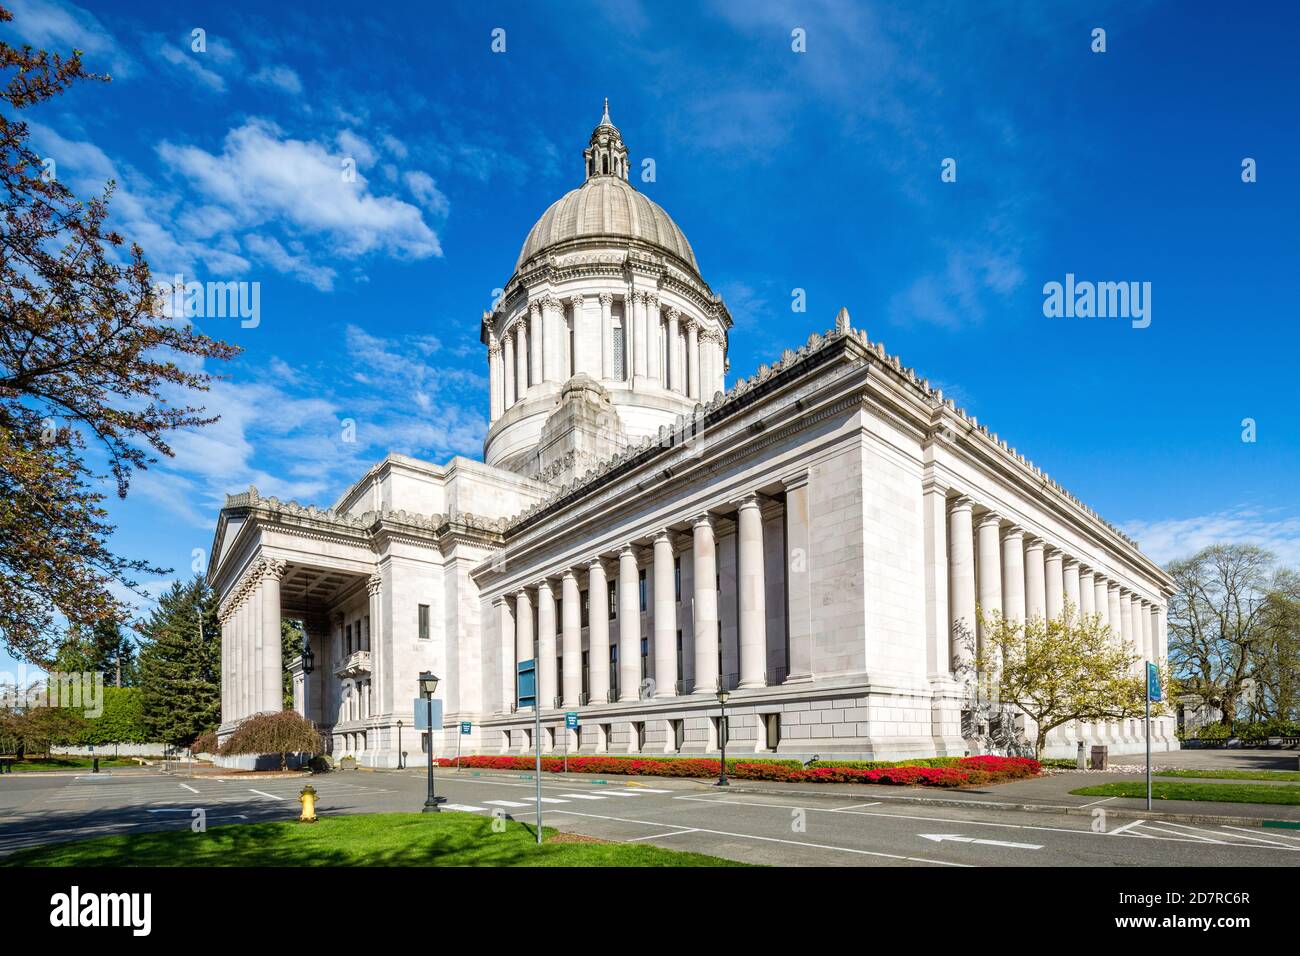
[51, 619, 138, 687]
[137, 576, 220, 747]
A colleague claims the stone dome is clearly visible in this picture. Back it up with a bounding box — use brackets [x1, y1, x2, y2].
[515, 176, 699, 272]
[513, 100, 699, 273]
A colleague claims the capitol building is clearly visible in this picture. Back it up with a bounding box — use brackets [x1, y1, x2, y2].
[210, 104, 1177, 764]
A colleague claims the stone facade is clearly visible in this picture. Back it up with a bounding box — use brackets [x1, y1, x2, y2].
[209, 105, 1176, 766]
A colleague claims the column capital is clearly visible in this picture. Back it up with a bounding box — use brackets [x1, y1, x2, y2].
[651, 529, 673, 545]
[733, 491, 764, 511]
[1107, 581, 1121, 593]
[1063, 557, 1080, 570]
[587, 555, 609, 573]
[1046, 547, 1064, 562]
[949, 494, 975, 513]
[1002, 525, 1025, 541]
[561, 568, 579, 583]
[691, 512, 716, 531]
[540, 294, 563, 311]
[366, 571, 383, 596]
[528, 299, 542, 317]
[665, 306, 681, 322]
[618, 543, 638, 560]
[1025, 536, 1046, 551]
[645, 292, 659, 309]
[535, 577, 556, 596]
[598, 291, 614, 306]
[514, 322, 526, 341]
[976, 512, 1002, 530]
[567, 294, 585, 308]
[515, 587, 532, 600]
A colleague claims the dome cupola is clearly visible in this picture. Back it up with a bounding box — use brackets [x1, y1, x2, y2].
[584, 98, 629, 181]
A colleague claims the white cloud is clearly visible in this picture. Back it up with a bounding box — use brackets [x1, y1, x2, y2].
[1123, 507, 1300, 569]
[250, 64, 302, 95]
[157, 40, 226, 93]
[5, 0, 135, 78]
[244, 234, 336, 291]
[158, 119, 442, 259]
[403, 170, 449, 215]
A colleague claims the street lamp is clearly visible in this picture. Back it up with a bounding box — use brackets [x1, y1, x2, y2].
[419, 672, 443, 812]
[397, 719, 404, 770]
[716, 687, 730, 787]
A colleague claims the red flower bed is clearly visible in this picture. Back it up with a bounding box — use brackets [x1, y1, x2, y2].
[435, 753, 1039, 788]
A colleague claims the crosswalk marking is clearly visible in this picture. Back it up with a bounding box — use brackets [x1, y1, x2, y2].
[558, 793, 606, 800]
[624, 788, 672, 793]
[442, 804, 486, 813]
[537, 798, 569, 804]
[483, 800, 530, 808]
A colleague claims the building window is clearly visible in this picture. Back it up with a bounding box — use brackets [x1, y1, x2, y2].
[714, 715, 729, 749]
[582, 650, 589, 700]
[634, 721, 646, 752]
[765, 713, 781, 750]
[676, 630, 683, 684]
[609, 645, 618, 699]
[612, 324, 625, 380]
[345, 622, 352, 655]
[674, 557, 681, 602]
[673, 718, 685, 752]
[418, 604, 430, 640]
[639, 568, 647, 612]
[581, 588, 589, 628]
[608, 581, 617, 620]
[363, 615, 370, 651]
[640, 637, 648, 683]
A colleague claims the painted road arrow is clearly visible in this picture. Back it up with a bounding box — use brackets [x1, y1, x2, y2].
[919, 833, 1042, 850]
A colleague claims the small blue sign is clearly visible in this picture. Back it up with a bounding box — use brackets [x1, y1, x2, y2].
[517, 659, 536, 708]
[565, 712, 579, 730]
[413, 698, 443, 730]
[460, 721, 472, 735]
[1146, 662, 1162, 703]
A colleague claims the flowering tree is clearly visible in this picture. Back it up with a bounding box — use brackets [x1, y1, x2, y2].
[976, 605, 1151, 758]
[0, 5, 237, 662]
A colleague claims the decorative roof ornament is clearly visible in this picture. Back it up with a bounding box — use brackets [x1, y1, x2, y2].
[834, 307, 851, 333]
[584, 98, 629, 182]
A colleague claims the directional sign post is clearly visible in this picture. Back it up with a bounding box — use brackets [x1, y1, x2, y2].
[457, 721, 471, 769]
[1146, 661, 1162, 811]
[561, 712, 577, 775]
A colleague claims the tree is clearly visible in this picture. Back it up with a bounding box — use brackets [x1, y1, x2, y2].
[282, 619, 303, 709]
[1167, 544, 1285, 726]
[220, 710, 322, 771]
[137, 576, 220, 748]
[1251, 571, 1300, 723]
[0, 5, 238, 663]
[975, 605, 1149, 758]
[51, 619, 137, 686]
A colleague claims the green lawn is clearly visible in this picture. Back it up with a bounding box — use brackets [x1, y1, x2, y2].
[1155, 768, 1300, 783]
[6, 757, 137, 773]
[2, 812, 748, 867]
[1070, 781, 1300, 806]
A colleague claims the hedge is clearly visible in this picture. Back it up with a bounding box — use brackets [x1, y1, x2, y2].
[436, 754, 1040, 788]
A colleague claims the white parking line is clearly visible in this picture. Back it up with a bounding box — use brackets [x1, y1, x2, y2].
[1225, 825, 1300, 843]
[1105, 819, 1147, 836]
[549, 809, 969, 867]
[179, 784, 199, 794]
[483, 800, 530, 808]
[442, 804, 486, 813]
[628, 828, 700, 842]
[558, 793, 607, 800]
[247, 789, 285, 801]
[537, 798, 569, 804]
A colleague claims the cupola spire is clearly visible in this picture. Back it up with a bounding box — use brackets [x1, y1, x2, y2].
[584, 97, 629, 182]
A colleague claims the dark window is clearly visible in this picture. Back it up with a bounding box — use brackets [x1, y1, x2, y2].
[765, 713, 781, 750]
[640, 637, 648, 682]
[418, 604, 430, 640]
[608, 581, 617, 620]
[581, 589, 589, 628]
[345, 622, 352, 654]
[363, 615, 370, 651]
[673, 719, 685, 751]
[609, 645, 618, 698]
[582, 650, 589, 699]
[674, 557, 681, 602]
[612, 325, 625, 380]
[639, 569, 647, 612]
[676, 630, 683, 683]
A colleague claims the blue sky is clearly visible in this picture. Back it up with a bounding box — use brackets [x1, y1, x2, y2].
[3, 0, 1298, 672]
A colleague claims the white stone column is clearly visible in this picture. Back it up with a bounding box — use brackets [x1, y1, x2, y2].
[220, 611, 232, 724]
[948, 497, 976, 674]
[599, 293, 613, 380]
[367, 571, 384, 716]
[528, 301, 543, 386]
[561, 571, 581, 708]
[515, 589, 534, 709]
[1140, 599, 1154, 662]
[736, 494, 767, 689]
[976, 514, 1003, 653]
[542, 296, 562, 382]
[646, 294, 661, 384]
[537, 579, 557, 710]
[1063, 558, 1081, 616]
[1025, 537, 1046, 620]
[1119, 588, 1134, 653]
[692, 515, 720, 691]
[666, 308, 681, 393]
[1107, 583, 1122, 641]
[632, 292, 647, 380]
[488, 341, 501, 423]
[782, 476, 813, 684]
[1157, 605, 1168, 661]
[1044, 548, 1064, 620]
[686, 318, 700, 400]
[922, 482, 950, 676]
[699, 331, 714, 397]
[502, 333, 515, 408]
[652, 531, 677, 697]
[514, 322, 528, 400]
[587, 558, 611, 702]
[713, 335, 726, 394]
[496, 597, 514, 714]
[1079, 567, 1096, 618]
[1001, 527, 1026, 624]
[618, 546, 640, 701]
[567, 296, 584, 378]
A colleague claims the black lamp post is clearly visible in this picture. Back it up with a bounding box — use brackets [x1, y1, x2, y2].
[397, 720, 404, 769]
[716, 687, 730, 787]
[419, 672, 442, 812]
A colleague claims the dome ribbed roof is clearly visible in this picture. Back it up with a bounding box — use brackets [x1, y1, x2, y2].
[515, 176, 699, 272]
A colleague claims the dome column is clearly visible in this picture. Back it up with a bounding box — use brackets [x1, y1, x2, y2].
[646, 294, 662, 385]
[632, 291, 648, 381]
[686, 318, 700, 400]
[528, 301, 543, 387]
[666, 307, 681, 393]
[542, 296, 563, 383]
[513, 322, 528, 403]
[599, 293, 613, 381]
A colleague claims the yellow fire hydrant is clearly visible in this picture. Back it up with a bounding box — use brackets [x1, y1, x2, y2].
[298, 784, 318, 823]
